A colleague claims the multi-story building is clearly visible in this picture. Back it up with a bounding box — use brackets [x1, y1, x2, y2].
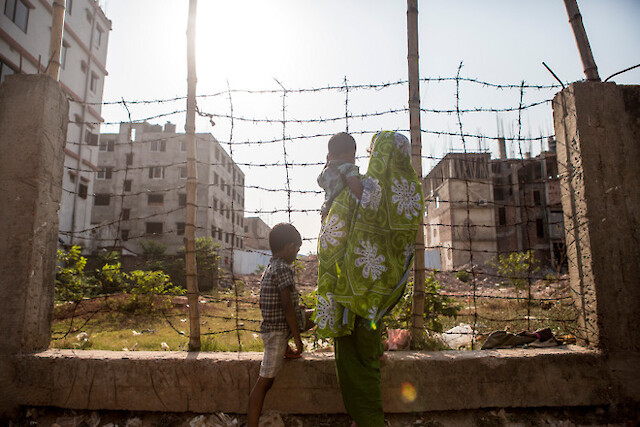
[424, 139, 565, 271]
[0, 0, 111, 248]
[424, 153, 497, 271]
[91, 122, 245, 255]
[491, 140, 565, 269]
[242, 217, 271, 251]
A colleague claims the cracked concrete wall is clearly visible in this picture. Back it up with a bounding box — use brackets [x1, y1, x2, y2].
[0, 74, 68, 415]
[553, 82, 640, 353]
[12, 347, 618, 414]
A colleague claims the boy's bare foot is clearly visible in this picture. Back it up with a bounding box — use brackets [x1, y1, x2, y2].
[284, 344, 302, 359]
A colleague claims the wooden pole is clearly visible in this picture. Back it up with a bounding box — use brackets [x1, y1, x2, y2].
[563, 0, 600, 81]
[407, 0, 426, 344]
[47, 0, 66, 81]
[185, 0, 201, 351]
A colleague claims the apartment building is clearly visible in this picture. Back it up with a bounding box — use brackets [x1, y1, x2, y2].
[91, 122, 245, 255]
[424, 140, 565, 271]
[0, 0, 111, 248]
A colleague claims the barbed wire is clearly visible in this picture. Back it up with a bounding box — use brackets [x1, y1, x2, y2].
[54, 72, 589, 351]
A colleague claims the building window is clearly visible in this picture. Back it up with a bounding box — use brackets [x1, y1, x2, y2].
[533, 190, 541, 206]
[179, 166, 187, 178]
[435, 196, 440, 209]
[148, 194, 164, 206]
[150, 140, 166, 152]
[94, 194, 110, 206]
[212, 198, 217, 210]
[90, 72, 99, 93]
[98, 139, 114, 151]
[498, 207, 506, 226]
[123, 180, 132, 192]
[122, 209, 130, 221]
[96, 167, 113, 180]
[180, 140, 187, 152]
[67, 0, 73, 15]
[78, 183, 88, 199]
[536, 218, 545, 238]
[125, 153, 133, 165]
[121, 229, 129, 241]
[176, 222, 185, 236]
[145, 222, 163, 235]
[80, 61, 87, 74]
[149, 167, 165, 179]
[217, 229, 222, 240]
[4, 0, 29, 33]
[213, 173, 218, 185]
[178, 193, 186, 207]
[225, 233, 229, 244]
[95, 26, 103, 46]
[85, 131, 99, 146]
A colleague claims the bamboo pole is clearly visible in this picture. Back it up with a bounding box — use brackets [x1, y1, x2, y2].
[407, 0, 426, 344]
[185, 0, 201, 351]
[47, 0, 66, 80]
[563, 0, 600, 81]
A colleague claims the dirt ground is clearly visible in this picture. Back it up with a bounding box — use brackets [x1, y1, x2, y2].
[8, 405, 639, 427]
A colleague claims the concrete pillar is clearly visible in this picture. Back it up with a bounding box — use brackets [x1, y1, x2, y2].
[0, 74, 69, 415]
[552, 82, 640, 352]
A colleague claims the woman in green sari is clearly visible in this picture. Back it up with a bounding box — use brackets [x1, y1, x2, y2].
[314, 131, 424, 426]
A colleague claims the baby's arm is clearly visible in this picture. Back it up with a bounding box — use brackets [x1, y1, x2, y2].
[346, 175, 363, 200]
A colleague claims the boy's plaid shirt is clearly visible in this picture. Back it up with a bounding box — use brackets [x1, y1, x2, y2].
[259, 257, 304, 334]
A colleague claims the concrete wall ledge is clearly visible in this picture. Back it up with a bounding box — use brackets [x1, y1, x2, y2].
[12, 346, 626, 414]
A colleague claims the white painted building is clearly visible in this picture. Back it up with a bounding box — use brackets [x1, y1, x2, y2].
[0, 0, 111, 248]
[92, 122, 245, 256]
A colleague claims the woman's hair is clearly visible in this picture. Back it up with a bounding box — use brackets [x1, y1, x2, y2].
[328, 132, 356, 156]
[269, 223, 302, 252]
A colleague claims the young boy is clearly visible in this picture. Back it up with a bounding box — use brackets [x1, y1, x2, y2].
[317, 132, 364, 221]
[247, 223, 312, 427]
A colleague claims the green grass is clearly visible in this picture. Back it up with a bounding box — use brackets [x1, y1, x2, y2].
[50, 291, 266, 352]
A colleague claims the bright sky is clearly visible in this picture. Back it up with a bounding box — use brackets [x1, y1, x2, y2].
[99, 0, 640, 254]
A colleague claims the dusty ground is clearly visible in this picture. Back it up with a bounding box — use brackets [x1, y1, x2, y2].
[8, 405, 639, 427]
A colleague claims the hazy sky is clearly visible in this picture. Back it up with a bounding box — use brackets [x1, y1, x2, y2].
[99, 0, 640, 253]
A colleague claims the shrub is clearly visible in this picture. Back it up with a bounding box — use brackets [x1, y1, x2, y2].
[455, 269, 471, 283]
[491, 250, 539, 301]
[55, 246, 96, 302]
[140, 239, 167, 257]
[387, 274, 462, 334]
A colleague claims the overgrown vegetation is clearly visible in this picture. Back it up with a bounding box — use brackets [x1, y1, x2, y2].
[387, 273, 462, 350]
[490, 250, 539, 301]
[55, 246, 185, 306]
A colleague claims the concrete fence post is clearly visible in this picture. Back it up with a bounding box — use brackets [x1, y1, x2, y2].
[552, 82, 640, 353]
[0, 74, 69, 416]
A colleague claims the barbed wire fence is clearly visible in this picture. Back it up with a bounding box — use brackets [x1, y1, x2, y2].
[51, 71, 590, 351]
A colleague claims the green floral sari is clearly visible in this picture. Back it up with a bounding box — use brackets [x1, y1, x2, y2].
[314, 131, 424, 337]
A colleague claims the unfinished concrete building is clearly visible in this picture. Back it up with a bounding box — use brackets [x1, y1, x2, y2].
[0, 0, 111, 248]
[492, 138, 565, 269]
[424, 139, 565, 271]
[242, 217, 271, 251]
[91, 122, 245, 255]
[424, 153, 497, 271]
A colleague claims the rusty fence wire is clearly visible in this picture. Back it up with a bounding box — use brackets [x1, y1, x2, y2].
[51, 72, 587, 351]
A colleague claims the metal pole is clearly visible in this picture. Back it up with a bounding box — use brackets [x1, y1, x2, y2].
[47, 0, 66, 80]
[185, 0, 201, 351]
[563, 0, 600, 81]
[407, 0, 426, 344]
